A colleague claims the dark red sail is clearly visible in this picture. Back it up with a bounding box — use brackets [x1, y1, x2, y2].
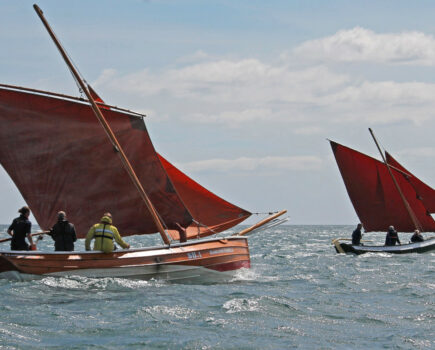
[0, 86, 192, 237]
[79, 86, 251, 239]
[158, 155, 251, 240]
[386, 152, 435, 214]
[330, 141, 435, 232]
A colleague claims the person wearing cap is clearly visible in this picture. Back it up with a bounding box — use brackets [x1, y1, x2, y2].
[385, 225, 401, 246]
[7, 206, 35, 250]
[410, 229, 424, 243]
[352, 223, 363, 245]
[85, 213, 130, 253]
[48, 211, 77, 251]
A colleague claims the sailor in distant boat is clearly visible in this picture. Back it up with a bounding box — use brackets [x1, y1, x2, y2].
[410, 229, 424, 243]
[85, 213, 130, 253]
[48, 211, 77, 251]
[352, 223, 363, 245]
[385, 225, 401, 246]
[7, 206, 35, 250]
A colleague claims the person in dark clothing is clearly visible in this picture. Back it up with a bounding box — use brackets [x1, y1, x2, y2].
[48, 211, 77, 251]
[352, 223, 363, 245]
[385, 225, 401, 246]
[7, 206, 35, 250]
[410, 229, 424, 243]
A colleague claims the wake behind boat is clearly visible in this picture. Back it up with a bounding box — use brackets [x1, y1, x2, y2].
[0, 5, 287, 280]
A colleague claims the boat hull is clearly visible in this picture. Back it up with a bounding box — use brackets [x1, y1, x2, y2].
[334, 237, 435, 255]
[0, 236, 250, 281]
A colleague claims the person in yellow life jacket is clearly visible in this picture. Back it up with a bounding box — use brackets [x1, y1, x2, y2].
[85, 213, 130, 253]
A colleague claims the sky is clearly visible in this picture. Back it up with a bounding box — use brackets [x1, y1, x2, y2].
[1, 0, 435, 225]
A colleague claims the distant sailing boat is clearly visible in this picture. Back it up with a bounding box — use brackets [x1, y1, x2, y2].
[330, 129, 435, 254]
[0, 5, 287, 280]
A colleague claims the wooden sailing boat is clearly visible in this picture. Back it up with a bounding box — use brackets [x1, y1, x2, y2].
[0, 5, 286, 280]
[330, 129, 435, 254]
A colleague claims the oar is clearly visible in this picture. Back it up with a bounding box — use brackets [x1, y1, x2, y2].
[0, 231, 49, 244]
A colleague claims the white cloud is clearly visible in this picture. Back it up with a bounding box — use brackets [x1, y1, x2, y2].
[94, 29, 435, 129]
[293, 27, 435, 65]
[176, 156, 323, 173]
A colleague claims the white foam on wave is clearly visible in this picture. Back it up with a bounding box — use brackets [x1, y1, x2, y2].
[141, 305, 197, 319]
[39, 275, 163, 291]
[222, 298, 260, 313]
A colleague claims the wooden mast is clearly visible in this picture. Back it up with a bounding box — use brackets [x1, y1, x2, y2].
[33, 4, 171, 244]
[368, 128, 422, 232]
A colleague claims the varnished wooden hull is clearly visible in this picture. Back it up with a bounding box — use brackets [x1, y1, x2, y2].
[0, 237, 250, 281]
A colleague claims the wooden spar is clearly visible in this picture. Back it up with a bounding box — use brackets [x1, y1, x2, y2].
[368, 128, 422, 232]
[0, 231, 49, 244]
[0, 83, 146, 118]
[33, 5, 170, 245]
[233, 210, 287, 236]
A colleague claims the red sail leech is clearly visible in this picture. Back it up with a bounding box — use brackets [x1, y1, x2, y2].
[386, 152, 435, 214]
[158, 155, 251, 240]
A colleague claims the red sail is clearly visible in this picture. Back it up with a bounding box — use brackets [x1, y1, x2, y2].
[76, 86, 251, 239]
[386, 152, 435, 213]
[158, 155, 251, 240]
[0, 87, 192, 238]
[330, 141, 435, 232]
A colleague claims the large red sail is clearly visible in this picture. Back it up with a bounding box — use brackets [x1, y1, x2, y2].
[0, 87, 192, 238]
[158, 155, 251, 240]
[386, 152, 435, 213]
[82, 86, 251, 240]
[330, 141, 435, 232]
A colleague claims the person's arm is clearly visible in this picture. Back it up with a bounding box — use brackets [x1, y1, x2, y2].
[397, 234, 401, 245]
[7, 220, 15, 237]
[85, 226, 95, 251]
[26, 222, 35, 248]
[71, 224, 77, 242]
[47, 226, 55, 240]
[113, 228, 130, 249]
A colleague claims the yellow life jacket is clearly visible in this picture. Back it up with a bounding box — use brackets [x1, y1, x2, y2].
[85, 215, 128, 253]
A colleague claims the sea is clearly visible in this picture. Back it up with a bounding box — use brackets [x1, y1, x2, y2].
[0, 224, 433, 350]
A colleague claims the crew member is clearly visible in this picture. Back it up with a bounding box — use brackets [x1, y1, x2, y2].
[352, 223, 363, 245]
[410, 229, 424, 243]
[85, 213, 130, 253]
[7, 206, 35, 250]
[48, 211, 77, 251]
[385, 225, 401, 246]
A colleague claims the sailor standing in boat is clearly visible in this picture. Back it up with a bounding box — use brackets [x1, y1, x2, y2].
[385, 225, 401, 246]
[352, 223, 363, 245]
[48, 211, 77, 251]
[85, 213, 130, 253]
[7, 206, 35, 250]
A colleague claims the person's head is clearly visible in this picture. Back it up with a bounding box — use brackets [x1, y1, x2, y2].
[18, 206, 30, 218]
[357, 223, 362, 229]
[414, 229, 420, 235]
[101, 212, 113, 224]
[57, 211, 66, 221]
[388, 225, 395, 231]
